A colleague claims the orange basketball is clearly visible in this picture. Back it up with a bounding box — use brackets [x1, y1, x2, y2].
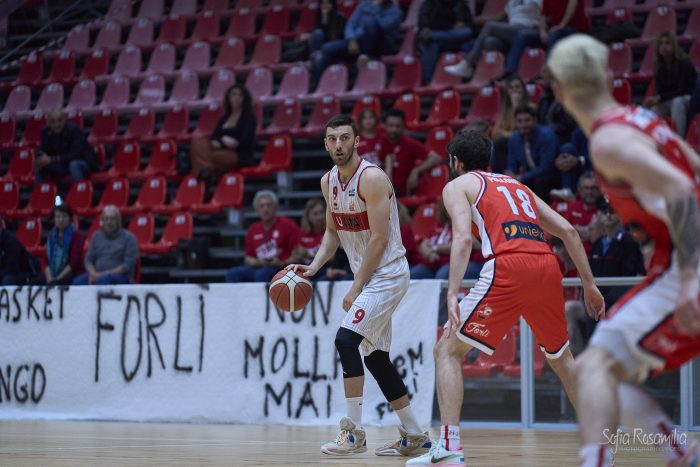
[268, 269, 313, 312]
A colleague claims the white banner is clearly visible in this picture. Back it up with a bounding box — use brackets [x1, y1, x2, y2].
[0, 280, 440, 426]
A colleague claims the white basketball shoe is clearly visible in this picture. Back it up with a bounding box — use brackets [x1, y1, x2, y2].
[405, 440, 465, 466]
[320, 417, 367, 455]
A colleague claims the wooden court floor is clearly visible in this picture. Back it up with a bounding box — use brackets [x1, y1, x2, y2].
[0, 421, 670, 466]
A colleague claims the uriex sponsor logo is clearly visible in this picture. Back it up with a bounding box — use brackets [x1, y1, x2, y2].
[602, 427, 688, 454]
[502, 220, 546, 242]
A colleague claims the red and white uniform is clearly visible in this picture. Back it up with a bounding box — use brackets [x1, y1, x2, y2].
[590, 106, 700, 382]
[457, 171, 569, 357]
[328, 159, 409, 355]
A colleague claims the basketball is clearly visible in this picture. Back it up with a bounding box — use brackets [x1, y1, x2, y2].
[268, 269, 313, 312]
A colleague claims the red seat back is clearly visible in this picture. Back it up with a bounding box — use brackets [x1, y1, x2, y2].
[114, 141, 142, 175]
[65, 25, 90, 53]
[605, 7, 633, 25]
[114, 45, 143, 77]
[17, 53, 43, 86]
[6, 147, 34, 181]
[35, 83, 64, 113]
[173, 175, 205, 207]
[98, 178, 130, 208]
[426, 89, 461, 125]
[81, 49, 109, 79]
[159, 15, 187, 43]
[65, 180, 93, 211]
[0, 181, 19, 212]
[216, 37, 245, 68]
[315, 63, 348, 95]
[134, 74, 165, 105]
[171, 0, 196, 15]
[305, 96, 341, 130]
[128, 213, 155, 246]
[276, 65, 309, 100]
[134, 176, 167, 208]
[225, 9, 255, 38]
[261, 134, 292, 170]
[205, 69, 236, 102]
[260, 5, 290, 34]
[295, 3, 318, 33]
[245, 67, 273, 101]
[425, 126, 453, 157]
[16, 218, 42, 248]
[4, 85, 31, 115]
[248, 35, 281, 67]
[194, 103, 223, 137]
[411, 203, 438, 241]
[21, 112, 46, 147]
[90, 109, 118, 142]
[160, 105, 189, 137]
[351, 95, 381, 124]
[471, 50, 504, 87]
[387, 55, 421, 93]
[266, 99, 301, 133]
[138, 0, 164, 20]
[517, 48, 544, 83]
[612, 78, 631, 105]
[426, 53, 462, 90]
[127, 17, 154, 47]
[192, 11, 220, 41]
[124, 108, 155, 140]
[169, 70, 199, 103]
[393, 93, 420, 127]
[161, 212, 193, 245]
[415, 165, 449, 200]
[467, 85, 501, 122]
[94, 20, 122, 50]
[148, 43, 176, 74]
[146, 139, 177, 174]
[48, 50, 76, 83]
[608, 42, 632, 77]
[26, 182, 57, 215]
[640, 5, 676, 41]
[101, 76, 130, 108]
[0, 114, 15, 147]
[350, 60, 386, 95]
[211, 172, 244, 209]
[182, 41, 211, 72]
[67, 79, 96, 110]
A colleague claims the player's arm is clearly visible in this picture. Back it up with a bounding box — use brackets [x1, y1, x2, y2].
[592, 125, 700, 334]
[341, 168, 392, 311]
[289, 173, 341, 276]
[536, 196, 606, 320]
[442, 177, 474, 335]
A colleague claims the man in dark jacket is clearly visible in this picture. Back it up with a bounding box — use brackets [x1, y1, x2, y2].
[0, 221, 42, 285]
[416, 0, 473, 83]
[37, 109, 99, 182]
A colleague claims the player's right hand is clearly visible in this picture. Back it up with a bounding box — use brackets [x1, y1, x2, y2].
[583, 284, 606, 321]
[286, 263, 318, 278]
[445, 292, 460, 338]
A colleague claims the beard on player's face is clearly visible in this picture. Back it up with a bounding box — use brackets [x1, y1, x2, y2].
[332, 146, 355, 167]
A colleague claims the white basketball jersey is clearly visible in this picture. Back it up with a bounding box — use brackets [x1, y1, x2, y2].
[328, 160, 405, 273]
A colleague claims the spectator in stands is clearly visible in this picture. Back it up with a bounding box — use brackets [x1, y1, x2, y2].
[0, 220, 42, 285]
[643, 32, 698, 138]
[491, 75, 531, 173]
[293, 198, 326, 266]
[356, 108, 383, 166]
[444, 0, 541, 79]
[551, 127, 590, 199]
[379, 109, 442, 196]
[416, 0, 473, 83]
[37, 108, 98, 183]
[505, 104, 557, 200]
[225, 191, 301, 283]
[190, 84, 257, 184]
[536, 66, 578, 144]
[397, 201, 420, 267]
[551, 171, 602, 253]
[43, 204, 84, 285]
[72, 205, 138, 285]
[311, 0, 347, 57]
[311, 0, 402, 84]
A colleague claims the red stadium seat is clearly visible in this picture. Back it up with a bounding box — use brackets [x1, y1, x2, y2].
[190, 103, 223, 139]
[223, 9, 256, 41]
[462, 85, 501, 124]
[262, 65, 309, 104]
[203, 0, 229, 11]
[612, 78, 632, 105]
[65, 109, 83, 129]
[307, 64, 348, 101]
[138, 0, 164, 21]
[3, 85, 31, 115]
[260, 6, 291, 38]
[126, 18, 154, 47]
[100, 76, 131, 109]
[683, 8, 700, 40]
[159, 15, 187, 43]
[690, 38, 700, 68]
[192, 172, 244, 213]
[295, 3, 318, 34]
[382, 28, 416, 65]
[94, 20, 122, 51]
[171, 0, 197, 16]
[64, 180, 93, 213]
[215, 37, 245, 69]
[342, 60, 386, 98]
[93, 142, 140, 182]
[16, 218, 44, 256]
[66, 79, 96, 111]
[21, 182, 57, 218]
[399, 164, 449, 207]
[168, 70, 200, 105]
[260, 99, 301, 136]
[145, 43, 175, 76]
[122, 176, 167, 215]
[158, 105, 189, 140]
[393, 93, 421, 128]
[503, 341, 546, 377]
[106, 0, 132, 21]
[411, 203, 438, 242]
[182, 41, 211, 72]
[416, 52, 461, 96]
[64, 25, 90, 54]
[629, 44, 655, 83]
[81, 49, 109, 80]
[132, 74, 165, 107]
[45, 50, 76, 85]
[456, 50, 504, 93]
[17, 53, 43, 87]
[2, 147, 34, 184]
[462, 328, 517, 376]
[78, 178, 130, 217]
[240, 134, 292, 177]
[33, 83, 64, 115]
[121, 108, 155, 142]
[526, 82, 544, 104]
[245, 67, 274, 101]
[379, 55, 421, 98]
[517, 48, 544, 83]
[627, 5, 676, 47]
[93, 144, 107, 172]
[154, 175, 204, 214]
[238, 35, 281, 72]
[292, 96, 341, 137]
[425, 126, 453, 157]
[351, 96, 381, 125]
[141, 212, 193, 254]
[189, 11, 220, 43]
[128, 213, 155, 249]
[138, 139, 177, 178]
[201, 69, 236, 105]
[0, 114, 15, 150]
[19, 112, 45, 148]
[0, 181, 20, 215]
[605, 7, 633, 25]
[411, 89, 461, 131]
[608, 42, 632, 77]
[88, 109, 118, 144]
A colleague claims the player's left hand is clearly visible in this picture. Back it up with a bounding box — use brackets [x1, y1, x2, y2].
[583, 284, 606, 321]
[445, 292, 460, 337]
[343, 287, 361, 312]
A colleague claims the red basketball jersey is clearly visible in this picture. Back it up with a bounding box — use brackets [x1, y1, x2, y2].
[591, 106, 700, 274]
[469, 171, 554, 259]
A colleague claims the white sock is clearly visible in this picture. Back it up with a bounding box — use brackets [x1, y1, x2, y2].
[346, 396, 363, 426]
[395, 405, 422, 434]
[438, 425, 462, 451]
[579, 444, 613, 467]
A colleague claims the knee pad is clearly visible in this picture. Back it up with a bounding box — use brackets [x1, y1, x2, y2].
[335, 327, 365, 378]
[364, 350, 408, 402]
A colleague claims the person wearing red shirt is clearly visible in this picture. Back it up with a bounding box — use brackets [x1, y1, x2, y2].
[551, 171, 602, 253]
[379, 109, 442, 196]
[225, 190, 301, 283]
[356, 108, 383, 166]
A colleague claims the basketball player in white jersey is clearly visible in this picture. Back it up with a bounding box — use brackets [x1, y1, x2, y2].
[288, 114, 432, 457]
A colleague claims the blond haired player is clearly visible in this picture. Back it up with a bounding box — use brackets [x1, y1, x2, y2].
[288, 114, 431, 458]
[548, 34, 700, 467]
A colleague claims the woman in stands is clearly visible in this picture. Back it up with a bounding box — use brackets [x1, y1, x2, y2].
[356, 108, 383, 166]
[44, 204, 85, 285]
[190, 84, 257, 183]
[294, 199, 326, 266]
[491, 74, 531, 173]
[643, 31, 697, 138]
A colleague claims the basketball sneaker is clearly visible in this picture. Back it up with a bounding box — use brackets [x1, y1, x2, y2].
[375, 425, 432, 456]
[405, 440, 464, 466]
[320, 417, 367, 456]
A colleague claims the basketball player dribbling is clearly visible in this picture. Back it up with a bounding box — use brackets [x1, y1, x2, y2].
[407, 130, 606, 466]
[288, 114, 432, 458]
[548, 34, 700, 467]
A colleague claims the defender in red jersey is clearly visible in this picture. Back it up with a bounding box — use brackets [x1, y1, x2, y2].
[549, 34, 700, 467]
[406, 130, 605, 467]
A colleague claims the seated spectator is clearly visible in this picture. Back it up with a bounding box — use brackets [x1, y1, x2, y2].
[293, 198, 326, 266]
[379, 109, 442, 196]
[416, 0, 473, 83]
[357, 108, 383, 166]
[72, 205, 138, 285]
[44, 204, 85, 285]
[444, 0, 541, 79]
[311, 0, 347, 58]
[190, 84, 257, 183]
[491, 75, 531, 173]
[551, 127, 589, 198]
[397, 202, 420, 266]
[312, 0, 402, 84]
[37, 108, 99, 182]
[551, 171, 602, 254]
[643, 32, 697, 138]
[505, 104, 557, 200]
[226, 191, 301, 283]
[536, 66, 578, 144]
[0, 220, 42, 285]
